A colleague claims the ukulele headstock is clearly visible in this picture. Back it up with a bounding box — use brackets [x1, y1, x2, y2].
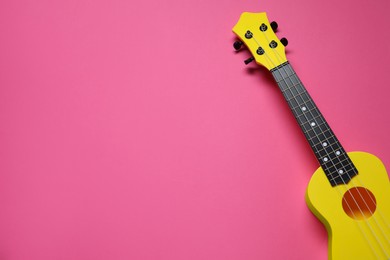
[232, 12, 288, 70]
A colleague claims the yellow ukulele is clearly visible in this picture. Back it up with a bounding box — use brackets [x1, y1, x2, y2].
[232, 12, 390, 259]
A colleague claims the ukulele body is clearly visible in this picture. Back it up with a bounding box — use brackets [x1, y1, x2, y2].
[306, 151, 390, 259]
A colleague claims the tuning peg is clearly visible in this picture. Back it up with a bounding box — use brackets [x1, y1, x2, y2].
[270, 21, 278, 32]
[244, 57, 255, 65]
[233, 41, 244, 50]
[280, 37, 288, 46]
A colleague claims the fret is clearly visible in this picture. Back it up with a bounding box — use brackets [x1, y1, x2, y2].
[271, 62, 358, 186]
[289, 99, 316, 112]
[288, 74, 300, 86]
[309, 136, 336, 149]
[329, 172, 357, 186]
[304, 120, 334, 135]
[309, 137, 334, 150]
[329, 167, 358, 182]
[323, 156, 352, 171]
[272, 65, 295, 83]
[323, 155, 355, 172]
[283, 83, 306, 98]
[293, 105, 320, 118]
[286, 91, 311, 103]
[299, 114, 326, 127]
[313, 140, 341, 155]
[319, 149, 351, 166]
[306, 129, 334, 143]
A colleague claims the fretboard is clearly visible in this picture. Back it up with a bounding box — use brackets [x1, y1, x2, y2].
[271, 62, 358, 186]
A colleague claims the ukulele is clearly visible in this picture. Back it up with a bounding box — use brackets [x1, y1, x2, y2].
[232, 12, 390, 259]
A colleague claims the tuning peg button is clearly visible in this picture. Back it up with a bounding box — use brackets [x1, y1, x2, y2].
[270, 21, 278, 32]
[233, 41, 243, 50]
[280, 38, 288, 46]
[244, 57, 255, 65]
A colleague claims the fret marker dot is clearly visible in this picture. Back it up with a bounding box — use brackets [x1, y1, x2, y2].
[301, 106, 307, 111]
[322, 142, 328, 147]
[338, 169, 344, 174]
[310, 122, 316, 127]
[335, 151, 341, 156]
[323, 157, 329, 162]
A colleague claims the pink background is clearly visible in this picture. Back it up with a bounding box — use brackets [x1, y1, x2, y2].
[0, 0, 389, 259]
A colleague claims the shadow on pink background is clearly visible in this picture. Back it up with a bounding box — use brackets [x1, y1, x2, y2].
[0, 0, 389, 259]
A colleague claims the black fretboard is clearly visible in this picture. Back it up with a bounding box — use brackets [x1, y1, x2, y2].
[271, 62, 358, 186]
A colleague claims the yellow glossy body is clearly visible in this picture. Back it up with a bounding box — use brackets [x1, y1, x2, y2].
[306, 152, 390, 259]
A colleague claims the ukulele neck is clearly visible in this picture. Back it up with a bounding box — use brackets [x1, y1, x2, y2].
[270, 62, 358, 186]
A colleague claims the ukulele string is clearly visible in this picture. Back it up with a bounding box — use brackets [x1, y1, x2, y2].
[352, 176, 390, 233]
[353, 173, 390, 230]
[350, 176, 390, 245]
[252, 30, 390, 258]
